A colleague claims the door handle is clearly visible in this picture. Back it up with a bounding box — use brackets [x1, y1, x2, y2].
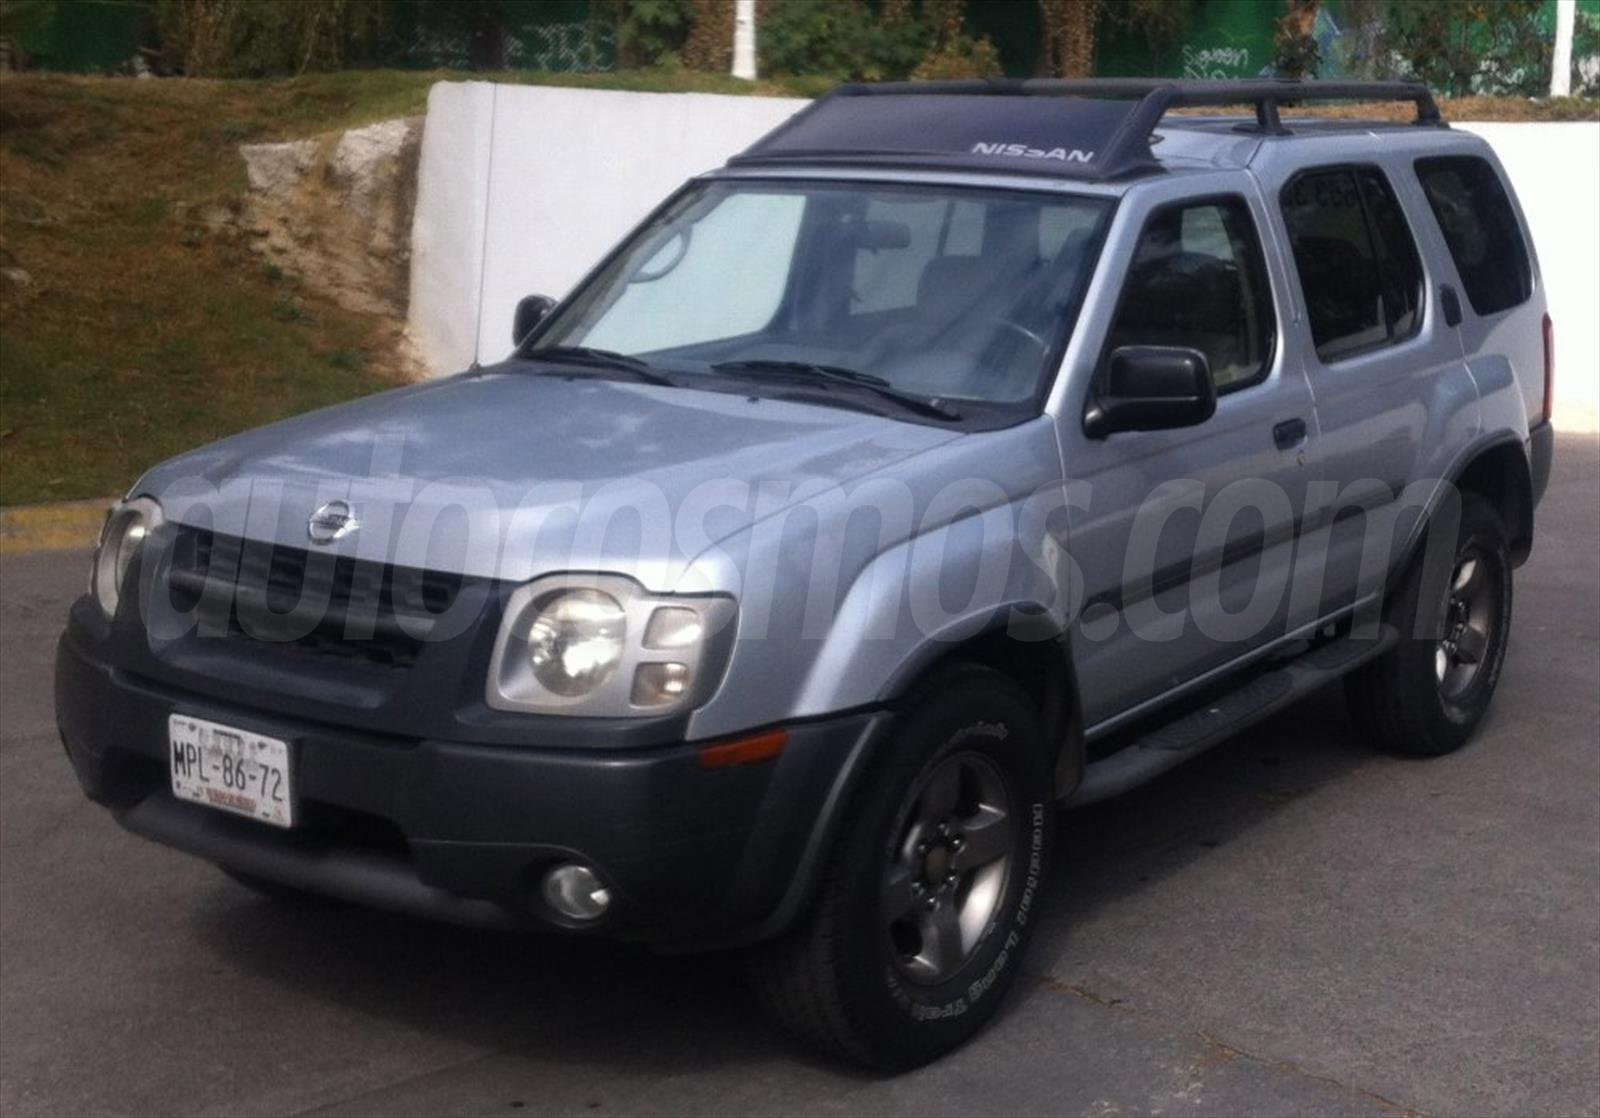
[1440, 284, 1463, 328]
[1273, 418, 1308, 450]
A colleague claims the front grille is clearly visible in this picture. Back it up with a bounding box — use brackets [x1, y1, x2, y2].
[168, 526, 469, 669]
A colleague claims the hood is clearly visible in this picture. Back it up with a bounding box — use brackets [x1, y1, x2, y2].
[136, 366, 963, 587]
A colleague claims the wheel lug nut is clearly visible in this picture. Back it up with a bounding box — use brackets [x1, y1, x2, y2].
[915, 842, 930, 855]
[923, 896, 938, 910]
[944, 872, 958, 886]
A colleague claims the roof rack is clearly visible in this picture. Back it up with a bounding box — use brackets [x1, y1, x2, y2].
[730, 78, 1444, 183]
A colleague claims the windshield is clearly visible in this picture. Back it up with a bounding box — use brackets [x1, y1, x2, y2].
[530, 180, 1112, 415]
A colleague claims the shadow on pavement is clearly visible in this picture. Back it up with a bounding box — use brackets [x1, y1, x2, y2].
[193, 683, 1381, 1075]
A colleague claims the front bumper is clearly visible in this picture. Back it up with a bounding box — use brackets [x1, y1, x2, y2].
[56, 626, 883, 947]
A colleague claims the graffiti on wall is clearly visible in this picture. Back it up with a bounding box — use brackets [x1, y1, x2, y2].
[1181, 42, 1254, 79]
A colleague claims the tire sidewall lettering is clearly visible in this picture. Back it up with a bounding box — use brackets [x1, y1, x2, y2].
[880, 709, 1048, 1025]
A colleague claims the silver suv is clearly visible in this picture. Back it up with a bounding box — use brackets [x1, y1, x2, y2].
[57, 79, 1556, 1067]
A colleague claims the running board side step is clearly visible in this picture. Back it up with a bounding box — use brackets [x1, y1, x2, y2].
[1066, 626, 1400, 808]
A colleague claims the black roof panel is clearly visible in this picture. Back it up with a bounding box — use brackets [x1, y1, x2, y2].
[729, 79, 1443, 183]
[733, 92, 1160, 181]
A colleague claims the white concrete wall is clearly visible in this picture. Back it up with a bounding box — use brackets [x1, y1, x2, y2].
[406, 83, 497, 379]
[1458, 123, 1599, 432]
[406, 86, 1598, 430]
[407, 83, 804, 375]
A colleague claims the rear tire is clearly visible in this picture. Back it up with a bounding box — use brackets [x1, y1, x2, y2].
[748, 663, 1054, 1069]
[1345, 492, 1512, 756]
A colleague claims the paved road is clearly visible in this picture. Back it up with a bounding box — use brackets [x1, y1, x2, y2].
[3, 436, 1597, 1118]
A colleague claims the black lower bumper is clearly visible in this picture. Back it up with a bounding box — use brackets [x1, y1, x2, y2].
[1529, 419, 1554, 508]
[56, 633, 884, 947]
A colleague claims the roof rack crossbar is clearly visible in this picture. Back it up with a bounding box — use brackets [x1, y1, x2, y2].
[834, 78, 1440, 121]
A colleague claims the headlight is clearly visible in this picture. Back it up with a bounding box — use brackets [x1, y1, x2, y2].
[487, 575, 734, 717]
[526, 589, 627, 697]
[91, 497, 163, 619]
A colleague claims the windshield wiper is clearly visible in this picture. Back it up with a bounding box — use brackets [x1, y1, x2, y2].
[522, 346, 676, 387]
[711, 359, 962, 422]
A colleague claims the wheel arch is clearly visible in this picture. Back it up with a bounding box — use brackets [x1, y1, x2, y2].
[737, 612, 1084, 949]
[1453, 438, 1534, 567]
[878, 610, 1086, 802]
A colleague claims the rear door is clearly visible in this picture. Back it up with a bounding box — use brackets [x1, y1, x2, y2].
[1262, 158, 1477, 616]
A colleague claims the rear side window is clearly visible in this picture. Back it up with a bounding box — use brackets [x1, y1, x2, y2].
[1280, 167, 1424, 362]
[1104, 197, 1275, 393]
[1416, 155, 1532, 315]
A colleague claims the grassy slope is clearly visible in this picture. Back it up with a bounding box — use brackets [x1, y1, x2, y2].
[0, 76, 399, 506]
[0, 70, 1594, 505]
[0, 69, 819, 506]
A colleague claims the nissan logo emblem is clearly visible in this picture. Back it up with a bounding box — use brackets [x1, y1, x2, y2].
[307, 500, 358, 544]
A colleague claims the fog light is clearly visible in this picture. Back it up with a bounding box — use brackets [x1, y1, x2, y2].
[541, 863, 611, 921]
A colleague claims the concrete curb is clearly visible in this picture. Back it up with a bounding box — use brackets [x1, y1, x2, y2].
[0, 499, 110, 556]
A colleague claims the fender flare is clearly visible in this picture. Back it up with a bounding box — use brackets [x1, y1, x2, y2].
[1395, 430, 1534, 578]
[737, 609, 1085, 947]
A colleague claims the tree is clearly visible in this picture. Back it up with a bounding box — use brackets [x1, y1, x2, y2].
[155, 0, 387, 78]
[591, 0, 692, 69]
[912, 0, 1003, 80]
[683, 0, 733, 72]
[1038, 0, 1097, 78]
[1273, 0, 1321, 79]
[1386, 0, 1549, 96]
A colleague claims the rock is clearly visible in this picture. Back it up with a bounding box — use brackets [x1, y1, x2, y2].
[328, 119, 419, 220]
[239, 139, 319, 195]
[236, 116, 423, 320]
[1, 267, 32, 288]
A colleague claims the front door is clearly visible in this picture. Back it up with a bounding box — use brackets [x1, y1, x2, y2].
[1054, 174, 1320, 732]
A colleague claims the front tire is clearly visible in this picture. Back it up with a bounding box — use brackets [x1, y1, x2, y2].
[1345, 492, 1513, 756]
[749, 664, 1055, 1069]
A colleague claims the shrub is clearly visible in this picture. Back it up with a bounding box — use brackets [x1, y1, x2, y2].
[590, 0, 693, 69]
[910, 33, 1002, 80]
[1574, 6, 1600, 97]
[1272, 0, 1321, 79]
[759, 0, 930, 82]
[1386, 0, 1551, 96]
[155, 0, 387, 78]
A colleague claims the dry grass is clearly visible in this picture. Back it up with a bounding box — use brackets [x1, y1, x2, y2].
[1280, 95, 1600, 122]
[1174, 96, 1600, 123]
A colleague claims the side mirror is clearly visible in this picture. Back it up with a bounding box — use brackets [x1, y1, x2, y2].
[512, 295, 557, 347]
[1083, 346, 1217, 438]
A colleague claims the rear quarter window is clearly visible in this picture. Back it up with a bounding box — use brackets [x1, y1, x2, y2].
[1415, 155, 1533, 316]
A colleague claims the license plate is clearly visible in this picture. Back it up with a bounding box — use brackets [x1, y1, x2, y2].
[169, 715, 294, 828]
